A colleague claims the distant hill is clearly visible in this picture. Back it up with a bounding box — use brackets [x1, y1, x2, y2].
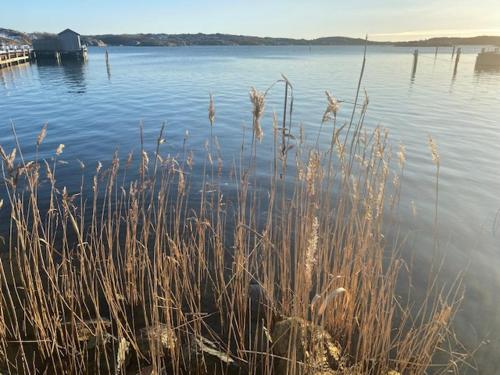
[0, 28, 32, 46]
[0, 28, 62, 46]
[79, 33, 385, 47]
[1, 27, 499, 47]
[0, 28, 383, 47]
[394, 36, 500, 47]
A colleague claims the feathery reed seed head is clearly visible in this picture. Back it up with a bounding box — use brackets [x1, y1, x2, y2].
[306, 151, 321, 197]
[208, 93, 215, 127]
[125, 152, 133, 169]
[322, 91, 341, 123]
[398, 144, 406, 168]
[142, 151, 149, 170]
[0, 146, 16, 172]
[56, 144, 65, 156]
[178, 170, 185, 195]
[187, 151, 194, 169]
[116, 337, 130, 371]
[249, 87, 265, 142]
[37, 124, 48, 147]
[305, 216, 319, 288]
[428, 136, 440, 165]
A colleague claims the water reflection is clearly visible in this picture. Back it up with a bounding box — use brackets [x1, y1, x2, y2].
[62, 61, 87, 93]
[0, 63, 32, 89]
[0, 68, 6, 89]
[36, 59, 87, 94]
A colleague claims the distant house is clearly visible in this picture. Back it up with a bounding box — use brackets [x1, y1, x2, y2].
[32, 29, 86, 60]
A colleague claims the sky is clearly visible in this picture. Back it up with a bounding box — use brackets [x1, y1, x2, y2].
[1, 0, 500, 41]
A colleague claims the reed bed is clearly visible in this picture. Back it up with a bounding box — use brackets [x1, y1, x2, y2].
[0, 80, 467, 374]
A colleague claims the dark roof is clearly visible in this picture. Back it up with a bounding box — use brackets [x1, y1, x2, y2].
[58, 29, 80, 36]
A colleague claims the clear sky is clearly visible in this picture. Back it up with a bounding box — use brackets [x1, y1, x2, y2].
[1, 0, 500, 41]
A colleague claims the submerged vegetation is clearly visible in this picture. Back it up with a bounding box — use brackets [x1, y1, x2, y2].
[0, 76, 469, 374]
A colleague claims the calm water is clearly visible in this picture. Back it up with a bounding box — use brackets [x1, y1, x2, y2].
[1, 46, 499, 372]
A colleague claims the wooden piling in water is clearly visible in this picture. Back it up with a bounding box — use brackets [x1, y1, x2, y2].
[411, 49, 419, 78]
[451, 46, 456, 59]
[105, 49, 111, 80]
[453, 47, 461, 76]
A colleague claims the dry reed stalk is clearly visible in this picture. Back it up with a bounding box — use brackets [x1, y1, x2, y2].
[0, 82, 468, 375]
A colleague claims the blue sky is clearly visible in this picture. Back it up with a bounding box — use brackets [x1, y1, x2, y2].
[1, 0, 499, 41]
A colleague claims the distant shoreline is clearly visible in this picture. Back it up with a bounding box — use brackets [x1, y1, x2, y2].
[81, 34, 500, 48]
[2, 27, 500, 48]
[84, 44, 494, 49]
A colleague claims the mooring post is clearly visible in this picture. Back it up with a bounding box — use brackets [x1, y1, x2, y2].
[435, 46, 439, 57]
[411, 49, 418, 79]
[105, 49, 111, 80]
[453, 47, 462, 76]
[451, 46, 456, 59]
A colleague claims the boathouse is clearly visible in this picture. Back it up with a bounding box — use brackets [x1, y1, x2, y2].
[32, 29, 87, 61]
[58, 29, 83, 51]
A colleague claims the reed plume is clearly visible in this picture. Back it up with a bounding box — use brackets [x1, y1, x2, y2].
[56, 143, 65, 155]
[305, 216, 319, 289]
[428, 135, 440, 165]
[322, 91, 341, 123]
[208, 93, 215, 127]
[37, 123, 48, 146]
[250, 87, 265, 142]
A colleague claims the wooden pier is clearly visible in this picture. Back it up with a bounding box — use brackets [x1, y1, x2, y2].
[476, 48, 500, 68]
[0, 48, 32, 69]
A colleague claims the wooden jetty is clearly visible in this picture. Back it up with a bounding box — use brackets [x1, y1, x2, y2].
[476, 48, 500, 68]
[0, 48, 32, 69]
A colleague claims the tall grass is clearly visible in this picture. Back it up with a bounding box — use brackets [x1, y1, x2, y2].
[0, 81, 467, 374]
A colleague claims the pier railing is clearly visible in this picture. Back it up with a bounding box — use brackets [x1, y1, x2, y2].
[0, 47, 32, 68]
